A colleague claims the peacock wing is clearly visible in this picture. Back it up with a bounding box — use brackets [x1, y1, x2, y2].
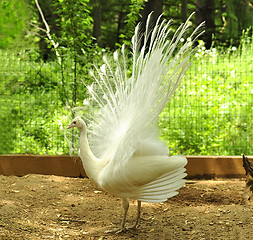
[98, 154, 187, 201]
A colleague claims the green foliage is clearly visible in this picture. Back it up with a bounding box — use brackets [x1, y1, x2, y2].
[0, 0, 38, 48]
[120, 0, 148, 46]
[1, 32, 253, 155]
[159, 36, 253, 155]
[0, 49, 70, 154]
[0, 98, 17, 153]
[0, 0, 27, 48]
[0, 0, 104, 154]
[225, 0, 253, 42]
[39, 0, 101, 108]
[52, 0, 93, 51]
[1, 0, 253, 155]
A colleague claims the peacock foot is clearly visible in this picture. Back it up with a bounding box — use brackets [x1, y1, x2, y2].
[130, 216, 154, 229]
[104, 227, 127, 234]
[129, 220, 141, 229]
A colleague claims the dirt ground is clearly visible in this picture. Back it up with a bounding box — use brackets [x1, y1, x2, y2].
[0, 174, 253, 240]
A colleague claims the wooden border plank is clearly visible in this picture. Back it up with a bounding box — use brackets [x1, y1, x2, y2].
[0, 155, 251, 179]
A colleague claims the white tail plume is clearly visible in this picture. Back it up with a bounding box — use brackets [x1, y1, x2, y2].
[86, 13, 203, 165]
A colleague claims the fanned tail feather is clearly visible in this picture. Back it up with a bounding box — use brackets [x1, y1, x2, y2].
[142, 167, 187, 189]
[134, 161, 187, 203]
[86, 13, 203, 168]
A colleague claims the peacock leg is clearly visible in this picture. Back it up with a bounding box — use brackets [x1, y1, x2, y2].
[130, 200, 141, 229]
[118, 198, 129, 232]
[105, 198, 129, 233]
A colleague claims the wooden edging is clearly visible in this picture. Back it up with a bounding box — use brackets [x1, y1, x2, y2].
[185, 155, 247, 179]
[0, 155, 85, 178]
[0, 155, 250, 179]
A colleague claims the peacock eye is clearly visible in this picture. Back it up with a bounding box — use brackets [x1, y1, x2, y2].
[73, 121, 76, 124]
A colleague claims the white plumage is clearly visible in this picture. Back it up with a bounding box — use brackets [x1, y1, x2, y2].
[67, 13, 203, 232]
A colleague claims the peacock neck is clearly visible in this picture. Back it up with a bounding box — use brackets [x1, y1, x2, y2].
[79, 127, 104, 184]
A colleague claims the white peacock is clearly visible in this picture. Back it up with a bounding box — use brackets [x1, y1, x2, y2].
[67, 12, 204, 233]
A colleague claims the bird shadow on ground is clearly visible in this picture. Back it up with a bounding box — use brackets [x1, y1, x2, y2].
[167, 180, 244, 206]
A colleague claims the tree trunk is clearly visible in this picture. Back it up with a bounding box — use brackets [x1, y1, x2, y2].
[195, 0, 215, 49]
[116, 10, 124, 44]
[141, 0, 163, 24]
[181, 0, 188, 22]
[92, 0, 101, 46]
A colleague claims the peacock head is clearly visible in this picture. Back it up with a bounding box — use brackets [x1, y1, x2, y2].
[67, 117, 86, 130]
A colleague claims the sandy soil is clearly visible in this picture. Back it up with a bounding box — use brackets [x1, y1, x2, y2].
[0, 174, 253, 240]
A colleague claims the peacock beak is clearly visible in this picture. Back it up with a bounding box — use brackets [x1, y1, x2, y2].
[67, 123, 73, 129]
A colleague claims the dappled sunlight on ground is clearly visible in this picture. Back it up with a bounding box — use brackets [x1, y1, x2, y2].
[0, 174, 252, 239]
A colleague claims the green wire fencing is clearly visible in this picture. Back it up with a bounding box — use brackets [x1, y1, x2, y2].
[1, 36, 253, 155]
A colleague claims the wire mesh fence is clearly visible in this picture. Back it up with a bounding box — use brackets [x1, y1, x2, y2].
[0, 49, 70, 154]
[161, 41, 253, 155]
[1, 41, 253, 155]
